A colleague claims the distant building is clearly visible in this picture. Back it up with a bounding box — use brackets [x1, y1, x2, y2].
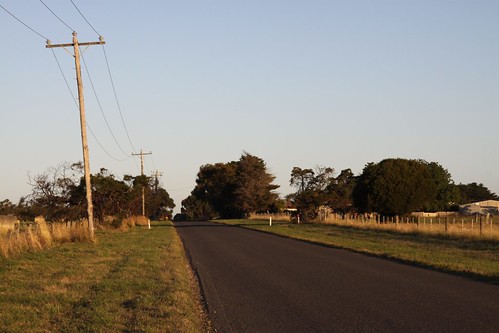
[459, 200, 499, 215]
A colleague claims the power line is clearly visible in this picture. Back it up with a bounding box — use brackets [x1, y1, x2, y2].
[2, 1, 137, 162]
[39, 0, 74, 32]
[69, 0, 137, 154]
[70, 0, 100, 36]
[102, 46, 137, 154]
[48, 0, 137, 155]
[0, 4, 49, 40]
[50, 48, 128, 162]
[80, 49, 131, 158]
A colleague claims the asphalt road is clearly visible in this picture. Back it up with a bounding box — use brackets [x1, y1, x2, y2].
[175, 221, 499, 333]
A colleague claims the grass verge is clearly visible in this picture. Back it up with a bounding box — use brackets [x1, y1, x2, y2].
[215, 219, 499, 285]
[0, 221, 208, 332]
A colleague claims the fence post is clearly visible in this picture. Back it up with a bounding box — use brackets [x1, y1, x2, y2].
[479, 215, 483, 237]
[445, 218, 448, 234]
[269, 216, 272, 226]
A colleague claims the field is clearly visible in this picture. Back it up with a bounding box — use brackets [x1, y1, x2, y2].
[0, 221, 208, 332]
[216, 219, 499, 285]
[251, 213, 499, 240]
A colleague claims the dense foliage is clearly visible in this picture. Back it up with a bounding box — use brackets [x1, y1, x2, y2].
[3, 158, 498, 223]
[3, 162, 175, 223]
[289, 158, 498, 219]
[456, 182, 499, 204]
[181, 153, 279, 220]
[353, 159, 436, 216]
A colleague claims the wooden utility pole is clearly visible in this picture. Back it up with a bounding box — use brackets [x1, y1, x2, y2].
[132, 149, 152, 216]
[46, 32, 105, 240]
[151, 170, 163, 192]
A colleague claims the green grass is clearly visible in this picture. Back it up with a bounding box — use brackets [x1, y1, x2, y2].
[0, 221, 208, 332]
[216, 219, 499, 284]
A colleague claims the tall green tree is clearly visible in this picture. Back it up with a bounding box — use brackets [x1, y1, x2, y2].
[234, 153, 279, 216]
[182, 153, 279, 219]
[353, 158, 436, 216]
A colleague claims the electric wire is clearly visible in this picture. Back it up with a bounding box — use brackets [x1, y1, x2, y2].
[69, 0, 137, 154]
[0, 4, 49, 40]
[69, 0, 100, 36]
[79, 49, 131, 158]
[2, 1, 138, 163]
[39, 0, 74, 32]
[102, 46, 138, 154]
[51, 48, 128, 162]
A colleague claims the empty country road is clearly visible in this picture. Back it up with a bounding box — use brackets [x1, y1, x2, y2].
[175, 221, 499, 333]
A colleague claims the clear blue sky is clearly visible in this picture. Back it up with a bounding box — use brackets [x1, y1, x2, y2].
[1, 0, 498, 213]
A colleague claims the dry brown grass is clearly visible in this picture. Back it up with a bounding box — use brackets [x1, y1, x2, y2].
[125, 215, 149, 226]
[0, 221, 209, 332]
[250, 213, 499, 241]
[0, 219, 92, 258]
[0, 215, 19, 236]
[250, 213, 292, 222]
[320, 216, 499, 241]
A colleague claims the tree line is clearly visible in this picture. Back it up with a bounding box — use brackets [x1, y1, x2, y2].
[2, 156, 497, 224]
[0, 162, 175, 225]
[178, 155, 498, 221]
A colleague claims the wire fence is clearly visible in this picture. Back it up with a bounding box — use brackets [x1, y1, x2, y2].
[249, 212, 499, 240]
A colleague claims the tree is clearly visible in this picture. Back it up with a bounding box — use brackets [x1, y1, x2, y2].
[0, 199, 16, 215]
[234, 153, 279, 215]
[290, 167, 315, 193]
[148, 187, 175, 220]
[182, 153, 279, 219]
[75, 171, 175, 222]
[181, 194, 216, 221]
[420, 161, 459, 211]
[353, 158, 436, 216]
[325, 168, 356, 214]
[90, 168, 132, 222]
[26, 161, 175, 224]
[289, 166, 335, 221]
[27, 162, 84, 221]
[456, 183, 499, 204]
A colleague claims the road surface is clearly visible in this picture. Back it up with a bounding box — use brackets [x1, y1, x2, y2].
[175, 221, 499, 332]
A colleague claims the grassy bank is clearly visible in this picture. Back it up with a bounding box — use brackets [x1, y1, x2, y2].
[216, 219, 499, 284]
[0, 221, 208, 332]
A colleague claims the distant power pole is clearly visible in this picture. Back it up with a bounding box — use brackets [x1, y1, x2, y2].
[151, 170, 163, 192]
[46, 32, 105, 240]
[132, 149, 152, 216]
